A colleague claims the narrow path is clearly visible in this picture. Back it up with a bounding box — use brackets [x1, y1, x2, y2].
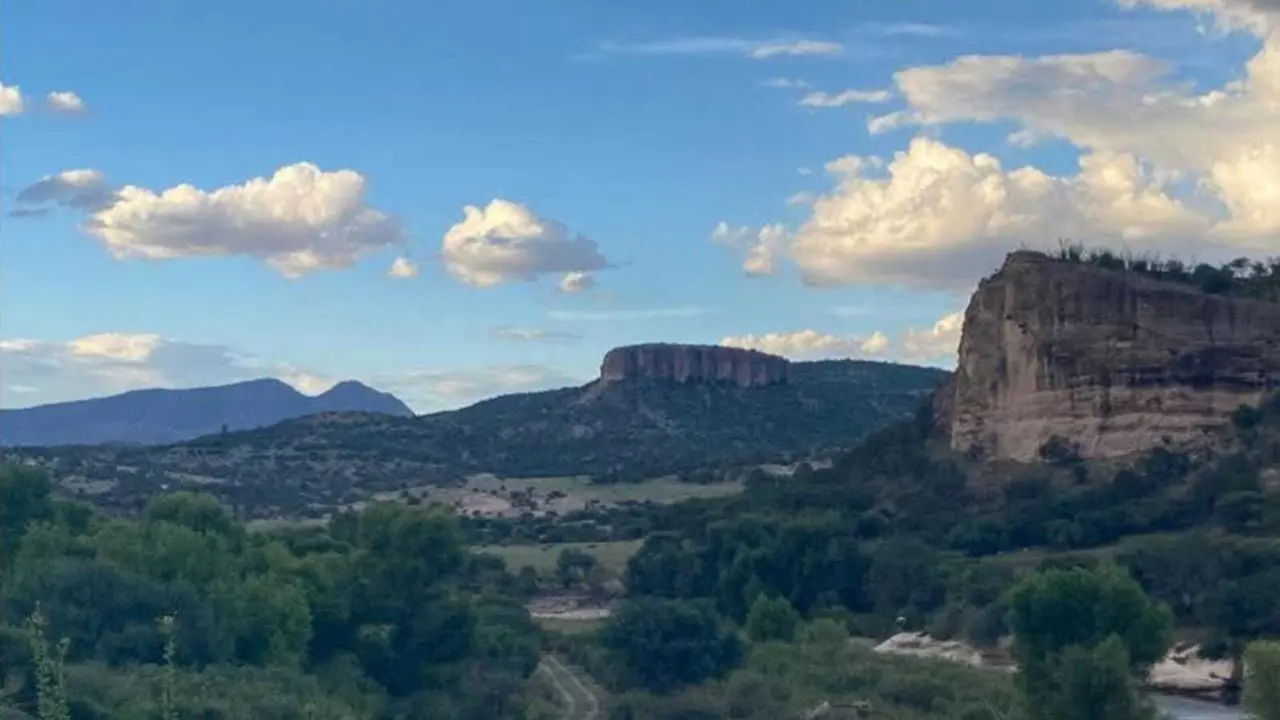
[539, 654, 602, 720]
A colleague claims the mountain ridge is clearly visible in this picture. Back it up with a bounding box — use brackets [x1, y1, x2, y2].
[0, 377, 414, 447]
[10, 356, 947, 518]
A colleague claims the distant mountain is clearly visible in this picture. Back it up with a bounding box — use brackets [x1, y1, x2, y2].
[0, 378, 414, 447]
[10, 348, 948, 518]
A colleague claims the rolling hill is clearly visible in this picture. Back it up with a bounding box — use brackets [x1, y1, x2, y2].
[9, 353, 948, 518]
[0, 378, 414, 447]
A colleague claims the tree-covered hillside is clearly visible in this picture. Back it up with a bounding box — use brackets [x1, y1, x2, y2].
[0, 466, 545, 719]
[8, 359, 945, 519]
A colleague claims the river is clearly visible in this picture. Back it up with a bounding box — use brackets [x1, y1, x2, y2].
[1153, 695, 1246, 719]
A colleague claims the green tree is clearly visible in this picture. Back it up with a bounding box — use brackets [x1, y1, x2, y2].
[0, 467, 55, 575]
[744, 595, 800, 643]
[601, 598, 742, 693]
[554, 548, 597, 589]
[1037, 637, 1154, 720]
[1008, 564, 1172, 720]
[144, 492, 237, 537]
[1245, 641, 1280, 720]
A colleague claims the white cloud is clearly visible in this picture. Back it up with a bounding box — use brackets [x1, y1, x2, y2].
[0, 332, 339, 407]
[900, 312, 965, 364]
[711, 221, 789, 276]
[749, 40, 844, 59]
[490, 326, 583, 343]
[799, 89, 894, 107]
[273, 366, 338, 396]
[388, 256, 420, 279]
[728, 136, 1214, 290]
[593, 37, 842, 61]
[547, 307, 711, 321]
[721, 329, 891, 359]
[0, 83, 24, 116]
[46, 91, 86, 114]
[720, 329, 890, 360]
[378, 364, 585, 413]
[442, 199, 609, 288]
[12, 169, 116, 216]
[719, 311, 964, 366]
[722, 0, 1280, 290]
[762, 78, 810, 89]
[558, 271, 596, 293]
[871, 22, 960, 38]
[20, 163, 406, 277]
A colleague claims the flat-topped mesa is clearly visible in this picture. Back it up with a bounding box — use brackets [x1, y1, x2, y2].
[948, 249, 1280, 461]
[599, 343, 790, 388]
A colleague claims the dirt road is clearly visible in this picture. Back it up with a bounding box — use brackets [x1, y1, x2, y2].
[539, 655, 602, 720]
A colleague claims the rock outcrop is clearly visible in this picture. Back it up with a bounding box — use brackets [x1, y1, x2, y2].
[599, 343, 789, 388]
[949, 250, 1280, 461]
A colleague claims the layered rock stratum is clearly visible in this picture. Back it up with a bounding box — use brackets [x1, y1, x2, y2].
[599, 343, 789, 388]
[948, 250, 1280, 461]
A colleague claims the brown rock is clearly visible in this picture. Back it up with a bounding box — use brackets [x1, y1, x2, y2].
[599, 343, 789, 388]
[949, 250, 1280, 461]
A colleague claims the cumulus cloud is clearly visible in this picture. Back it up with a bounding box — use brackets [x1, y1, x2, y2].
[442, 199, 609, 289]
[387, 256, 419, 279]
[720, 0, 1280, 290]
[12, 169, 117, 216]
[799, 89, 894, 107]
[720, 329, 890, 359]
[719, 311, 964, 366]
[15, 163, 406, 277]
[0, 82, 24, 115]
[490, 326, 583, 343]
[46, 91, 86, 114]
[378, 364, 585, 413]
[900, 312, 965, 364]
[0, 332, 337, 407]
[711, 221, 789, 276]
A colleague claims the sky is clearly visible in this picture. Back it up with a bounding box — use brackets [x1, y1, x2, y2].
[1, 0, 1278, 413]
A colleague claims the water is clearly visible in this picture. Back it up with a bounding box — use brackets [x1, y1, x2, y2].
[1152, 694, 1246, 720]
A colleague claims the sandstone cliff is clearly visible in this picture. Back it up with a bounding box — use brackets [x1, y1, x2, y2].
[950, 250, 1280, 461]
[599, 343, 789, 388]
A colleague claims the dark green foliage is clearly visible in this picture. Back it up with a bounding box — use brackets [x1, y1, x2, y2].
[555, 548, 598, 589]
[1245, 640, 1280, 720]
[1008, 565, 1171, 720]
[1051, 242, 1280, 301]
[600, 598, 742, 693]
[0, 466, 541, 719]
[744, 596, 800, 643]
[605, 634, 1019, 720]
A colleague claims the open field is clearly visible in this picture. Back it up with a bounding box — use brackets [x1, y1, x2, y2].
[535, 616, 607, 635]
[374, 473, 744, 519]
[476, 539, 645, 574]
[244, 473, 741, 532]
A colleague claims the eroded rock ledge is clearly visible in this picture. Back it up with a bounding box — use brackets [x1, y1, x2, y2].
[949, 250, 1280, 461]
[599, 343, 789, 388]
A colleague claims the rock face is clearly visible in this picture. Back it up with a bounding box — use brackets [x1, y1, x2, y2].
[949, 250, 1280, 461]
[599, 343, 789, 388]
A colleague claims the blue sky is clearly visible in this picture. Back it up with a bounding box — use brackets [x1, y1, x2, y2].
[2, 0, 1276, 411]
